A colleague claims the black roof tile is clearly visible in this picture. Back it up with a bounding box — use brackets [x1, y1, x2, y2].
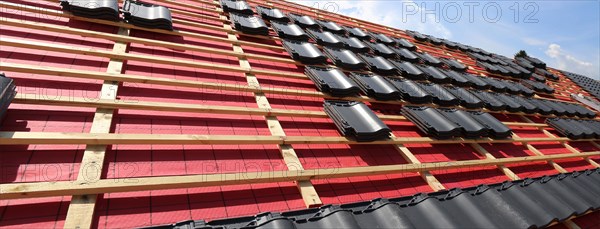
[391, 47, 420, 63]
[60, 0, 120, 21]
[525, 98, 554, 115]
[305, 66, 360, 97]
[0, 73, 16, 123]
[540, 99, 567, 116]
[461, 73, 490, 90]
[582, 120, 600, 135]
[508, 62, 533, 78]
[289, 13, 320, 29]
[536, 68, 560, 81]
[256, 6, 289, 22]
[456, 43, 471, 52]
[416, 52, 443, 67]
[220, 0, 253, 15]
[371, 33, 395, 45]
[229, 13, 269, 35]
[439, 58, 467, 71]
[271, 21, 309, 41]
[406, 30, 428, 41]
[469, 52, 490, 62]
[515, 57, 536, 71]
[402, 106, 461, 139]
[566, 119, 597, 138]
[440, 39, 459, 49]
[493, 92, 524, 112]
[566, 103, 596, 118]
[343, 26, 370, 40]
[316, 20, 345, 34]
[468, 111, 512, 138]
[348, 72, 400, 101]
[306, 29, 343, 47]
[445, 86, 484, 109]
[419, 66, 451, 84]
[439, 108, 489, 138]
[358, 54, 398, 76]
[426, 35, 443, 45]
[338, 36, 370, 53]
[386, 78, 432, 104]
[391, 61, 427, 80]
[477, 61, 501, 74]
[525, 56, 547, 68]
[502, 65, 523, 78]
[323, 47, 366, 71]
[441, 70, 471, 87]
[365, 42, 396, 58]
[419, 83, 460, 107]
[472, 90, 507, 111]
[508, 81, 535, 97]
[282, 40, 328, 64]
[491, 57, 509, 66]
[555, 102, 578, 117]
[498, 79, 523, 95]
[475, 47, 493, 56]
[122, 1, 173, 30]
[521, 79, 555, 94]
[393, 38, 417, 51]
[494, 64, 511, 75]
[546, 118, 591, 140]
[509, 95, 538, 114]
[324, 101, 391, 141]
[479, 77, 507, 93]
[531, 73, 546, 82]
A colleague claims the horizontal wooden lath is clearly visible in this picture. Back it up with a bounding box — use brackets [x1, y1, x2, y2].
[1, 1, 597, 228]
[1, 151, 598, 200]
[1, 63, 583, 121]
[0, 131, 584, 145]
[0, 18, 298, 64]
[0, 1, 284, 51]
[10, 93, 553, 126]
[0, 37, 306, 79]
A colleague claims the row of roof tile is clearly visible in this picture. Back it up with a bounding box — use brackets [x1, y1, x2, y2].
[302, 68, 594, 118]
[402, 106, 511, 139]
[547, 118, 600, 140]
[147, 168, 600, 229]
[60, 0, 173, 30]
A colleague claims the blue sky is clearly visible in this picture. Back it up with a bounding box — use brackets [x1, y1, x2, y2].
[288, 0, 600, 79]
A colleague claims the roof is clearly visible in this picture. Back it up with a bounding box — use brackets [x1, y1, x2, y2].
[0, 0, 599, 228]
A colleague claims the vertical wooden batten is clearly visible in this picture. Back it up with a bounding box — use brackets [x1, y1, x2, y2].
[217, 2, 322, 207]
[63, 27, 130, 229]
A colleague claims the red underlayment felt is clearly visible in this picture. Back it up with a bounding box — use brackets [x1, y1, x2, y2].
[1, 0, 599, 228]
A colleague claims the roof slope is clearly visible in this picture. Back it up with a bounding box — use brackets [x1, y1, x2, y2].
[0, 0, 599, 228]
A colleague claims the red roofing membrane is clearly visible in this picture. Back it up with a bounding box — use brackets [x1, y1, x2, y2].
[0, 0, 599, 228]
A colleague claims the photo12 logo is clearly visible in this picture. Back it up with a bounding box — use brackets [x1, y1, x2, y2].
[401, 1, 539, 24]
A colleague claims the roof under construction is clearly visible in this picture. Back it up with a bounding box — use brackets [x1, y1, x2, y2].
[0, 0, 599, 228]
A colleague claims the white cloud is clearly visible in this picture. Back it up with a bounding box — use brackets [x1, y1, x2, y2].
[545, 43, 599, 79]
[287, 0, 452, 39]
[545, 44, 562, 58]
